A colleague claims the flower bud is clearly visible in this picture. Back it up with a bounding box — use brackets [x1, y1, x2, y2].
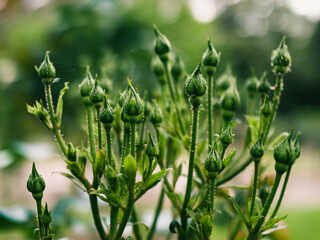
[100, 96, 115, 127]
[250, 136, 264, 160]
[202, 39, 220, 75]
[153, 25, 171, 63]
[288, 131, 301, 165]
[79, 66, 94, 97]
[149, 103, 163, 127]
[261, 95, 272, 117]
[100, 74, 112, 94]
[146, 131, 159, 158]
[171, 56, 185, 81]
[271, 37, 291, 75]
[273, 132, 292, 174]
[120, 109, 130, 123]
[78, 147, 87, 171]
[221, 86, 240, 111]
[144, 101, 151, 117]
[41, 203, 52, 227]
[124, 155, 137, 191]
[258, 72, 271, 96]
[220, 124, 234, 149]
[123, 82, 144, 118]
[204, 145, 222, 178]
[246, 68, 258, 97]
[27, 163, 46, 200]
[216, 65, 234, 93]
[96, 149, 106, 178]
[90, 75, 105, 108]
[185, 63, 207, 98]
[67, 142, 77, 162]
[35, 51, 56, 85]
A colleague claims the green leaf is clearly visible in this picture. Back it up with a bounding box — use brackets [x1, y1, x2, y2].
[191, 184, 208, 210]
[228, 195, 250, 230]
[27, 100, 52, 130]
[143, 169, 171, 192]
[166, 191, 182, 211]
[249, 216, 260, 227]
[269, 132, 289, 148]
[53, 172, 86, 192]
[261, 215, 287, 232]
[245, 115, 260, 144]
[55, 82, 69, 128]
[196, 140, 207, 156]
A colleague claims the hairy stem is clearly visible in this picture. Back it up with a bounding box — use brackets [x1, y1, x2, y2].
[163, 61, 186, 136]
[87, 106, 96, 161]
[248, 173, 282, 239]
[36, 199, 43, 239]
[210, 177, 216, 214]
[207, 73, 214, 150]
[181, 106, 199, 233]
[270, 166, 291, 219]
[89, 195, 108, 240]
[96, 107, 102, 149]
[44, 84, 67, 156]
[249, 161, 259, 217]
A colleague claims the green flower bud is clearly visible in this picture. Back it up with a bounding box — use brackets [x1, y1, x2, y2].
[78, 147, 87, 171]
[124, 155, 137, 190]
[202, 39, 220, 75]
[250, 136, 264, 160]
[220, 124, 234, 148]
[120, 109, 130, 123]
[273, 132, 291, 165]
[41, 203, 52, 227]
[204, 145, 222, 178]
[123, 82, 144, 117]
[288, 131, 301, 165]
[261, 95, 272, 117]
[246, 68, 258, 97]
[27, 163, 46, 199]
[90, 75, 105, 107]
[100, 96, 115, 127]
[271, 37, 291, 75]
[258, 72, 271, 96]
[146, 131, 159, 158]
[151, 56, 165, 77]
[144, 101, 151, 117]
[67, 142, 77, 162]
[171, 56, 185, 81]
[100, 74, 112, 94]
[96, 149, 106, 178]
[216, 65, 234, 93]
[221, 86, 240, 111]
[153, 25, 171, 62]
[35, 51, 56, 84]
[221, 109, 235, 122]
[149, 103, 163, 127]
[118, 88, 128, 108]
[185, 63, 207, 98]
[79, 66, 94, 97]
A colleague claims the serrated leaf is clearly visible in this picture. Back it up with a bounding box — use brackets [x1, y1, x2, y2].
[261, 215, 287, 232]
[166, 191, 182, 211]
[143, 169, 171, 192]
[245, 115, 260, 144]
[55, 82, 69, 128]
[52, 172, 86, 192]
[228, 195, 250, 230]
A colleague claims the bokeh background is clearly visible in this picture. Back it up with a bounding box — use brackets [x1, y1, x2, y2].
[0, 0, 319, 239]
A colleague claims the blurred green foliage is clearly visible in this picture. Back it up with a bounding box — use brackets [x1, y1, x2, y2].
[0, 0, 319, 163]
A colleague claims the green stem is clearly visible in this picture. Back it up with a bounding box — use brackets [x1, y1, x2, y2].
[132, 208, 142, 240]
[217, 157, 253, 186]
[213, 107, 220, 135]
[36, 199, 43, 239]
[210, 177, 216, 214]
[270, 166, 291, 219]
[207, 73, 213, 150]
[181, 106, 199, 233]
[131, 122, 136, 158]
[248, 173, 282, 239]
[121, 123, 130, 172]
[106, 127, 113, 166]
[147, 188, 165, 240]
[262, 75, 283, 145]
[96, 107, 102, 149]
[114, 190, 135, 240]
[89, 195, 108, 240]
[110, 207, 119, 238]
[163, 61, 186, 135]
[87, 106, 96, 161]
[44, 84, 67, 156]
[249, 161, 259, 217]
